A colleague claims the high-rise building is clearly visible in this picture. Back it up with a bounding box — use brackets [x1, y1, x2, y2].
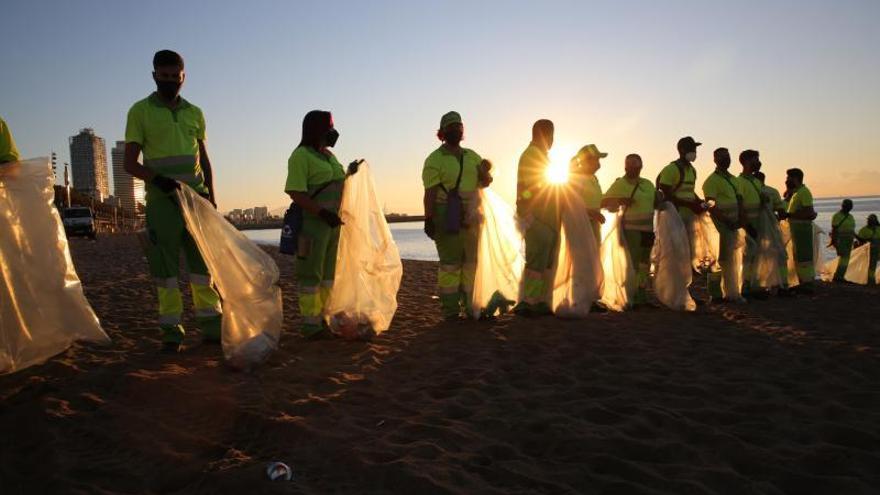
[111, 140, 145, 214]
[254, 206, 268, 222]
[69, 128, 109, 201]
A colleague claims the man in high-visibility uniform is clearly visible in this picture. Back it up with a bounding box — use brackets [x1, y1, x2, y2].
[570, 144, 606, 244]
[124, 50, 222, 350]
[754, 171, 791, 294]
[702, 148, 745, 303]
[657, 136, 708, 256]
[0, 117, 20, 166]
[856, 214, 880, 286]
[601, 154, 659, 306]
[422, 111, 491, 320]
[737, 149, 767, 299]
[785, 168, 818, 293]
[514, 119, 558, 317]
[830, 199, 856, 282]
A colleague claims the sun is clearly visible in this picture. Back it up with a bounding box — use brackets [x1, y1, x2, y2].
[546, 145, 577, 185]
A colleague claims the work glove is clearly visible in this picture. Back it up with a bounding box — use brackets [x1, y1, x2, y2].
[151, 175, 180, 193]
[423, 217, 435, 240]
[318, 208, 343, 228]
[348, 159, 364, 176]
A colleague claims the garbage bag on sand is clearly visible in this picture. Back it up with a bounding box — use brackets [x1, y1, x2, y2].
[692, 211, 744, 300]
[470, 188, 523, 319]
[652, 203, 697, 311]
[754, 207, 787, 288]
[781, 220, 824, 287]
[0, 157, 108, 374]
[549, 191, 603, 318]
[324, 162, 402, 337]
[177, 186, 282, 370]
[599, 211, 636, 311]
[820, 243, 879, 285]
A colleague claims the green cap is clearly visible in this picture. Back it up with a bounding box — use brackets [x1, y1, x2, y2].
[579, 144, 608, 159]
[439, 111, 462, 130]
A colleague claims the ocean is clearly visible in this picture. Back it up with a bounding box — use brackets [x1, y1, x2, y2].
[245, 196, 880, 262]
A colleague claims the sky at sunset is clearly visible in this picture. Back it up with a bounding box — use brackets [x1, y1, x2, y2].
[3, 0, 878, 213]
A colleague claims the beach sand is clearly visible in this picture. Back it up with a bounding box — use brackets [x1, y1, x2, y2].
[1, 234, 879, 494]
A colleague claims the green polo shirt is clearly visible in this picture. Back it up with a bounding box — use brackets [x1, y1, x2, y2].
[658, 160, 697, 219]
[832, 212, 856, 237]
[764, 185, 784, 211]
[421, 146, 481, 202]
[125, 93, 208, 195]
[787, 184, 813, 223]
[0, 117, 21, 164]
[738, 173, 763, 224]
[702, 171, 742, 222]
[604, 177, 656, 232]
[285, 145, 345, 212]
[579, 174, 602, 211]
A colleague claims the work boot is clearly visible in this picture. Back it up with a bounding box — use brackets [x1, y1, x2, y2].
[512, 301, 534, 317]
[198, 316, 222, 344]
[160, 324, 185, 352]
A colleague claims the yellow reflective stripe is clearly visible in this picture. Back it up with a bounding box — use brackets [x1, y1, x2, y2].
[191, 284, 221, 312]
[299, 292, 322, 317]
[157, 287, 183, 316]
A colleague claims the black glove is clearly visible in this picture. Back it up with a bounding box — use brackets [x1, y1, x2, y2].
[318, 208, 343, 228]
[348, 159, 364, 176]
[151, 175, 180, 193]
[424, 217, 435, 240]
[746, 225, 758, 239]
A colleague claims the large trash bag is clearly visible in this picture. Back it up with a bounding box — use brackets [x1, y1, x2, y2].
[0, 157, 108, 374]
[549, 190, 603, 317]
[692, 211, 720, 274]
[598, 211, 636, 311]
[781, 220, 824, 287]
[754, 207, 787, 288]
[821, 243, 880, 284]
[469, 188, 523, 319]
[324, 162, 402, 335]
[177, 186, 282, 370]
[652, 203, 697, 311]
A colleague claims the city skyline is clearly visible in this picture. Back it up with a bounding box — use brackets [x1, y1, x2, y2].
[3, 0, 878, 214]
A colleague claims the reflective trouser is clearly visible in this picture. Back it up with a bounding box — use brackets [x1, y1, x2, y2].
[431, 204, 479, 317]
[145, 191, 222, 343]
[790, 221, 815, 284]
[708, 218, 738, 299]
[522, 216, 560, 305]
[295, 214, 340, 337]
[742, 223, 759, 294]
[623, 229, 654, 304]
[833, 235, 854, 281]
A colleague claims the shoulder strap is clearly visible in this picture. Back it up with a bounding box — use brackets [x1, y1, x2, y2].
[833, 213, 850, 229]
[453, 151, 465, 191]
[655, 162, 687, 194]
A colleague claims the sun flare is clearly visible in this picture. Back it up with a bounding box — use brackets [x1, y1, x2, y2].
[546, 145, 577, 185]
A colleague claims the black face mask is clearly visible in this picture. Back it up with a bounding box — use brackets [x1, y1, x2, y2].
[443, 129, 463, 143]
[155, 79, 182, 101]
[716, 157, 731, 169]
[325, 128, 340, 148]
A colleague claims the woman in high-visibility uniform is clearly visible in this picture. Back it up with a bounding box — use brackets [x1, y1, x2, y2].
[856, 214, 880, 286]
[422, 111, 492, 320]
[284, 110, 358, 339]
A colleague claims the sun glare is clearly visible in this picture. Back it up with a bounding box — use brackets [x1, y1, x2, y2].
[546, 145, 576, 185]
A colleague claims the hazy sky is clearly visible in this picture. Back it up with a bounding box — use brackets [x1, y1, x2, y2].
[3, 0, 878, 213]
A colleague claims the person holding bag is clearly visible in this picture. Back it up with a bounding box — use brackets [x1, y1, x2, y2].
[422, 111, 492, 320]
[283, 110, 360, 339]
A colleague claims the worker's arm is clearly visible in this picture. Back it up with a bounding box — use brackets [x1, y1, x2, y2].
[789, 206, 817, 221]
[423, 186, 439, 219]
[287, 191, 321, 215]
[198, 140, 216, 208]
[123, 142, 156, 182]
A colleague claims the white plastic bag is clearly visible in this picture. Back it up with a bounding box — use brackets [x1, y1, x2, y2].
[550, 190, 603, 317]
[324, 162, 402, 335]
[820, 243, 879, 284]
[781, 220, 824, 287]
[599, 211, 636, 311]
[754, 207, 787, 288]
[0, 158, 108, 374]
[652, 203, 697, 311]
[177, 186, 282, 370]
[470, 188, 523, 319]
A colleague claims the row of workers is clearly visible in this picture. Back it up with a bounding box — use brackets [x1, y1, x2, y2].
[420, 113, 880, 319]
[3, 49, 879, 348]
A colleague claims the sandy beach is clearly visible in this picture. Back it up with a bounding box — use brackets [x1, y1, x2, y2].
[1, 234, 879, 494]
